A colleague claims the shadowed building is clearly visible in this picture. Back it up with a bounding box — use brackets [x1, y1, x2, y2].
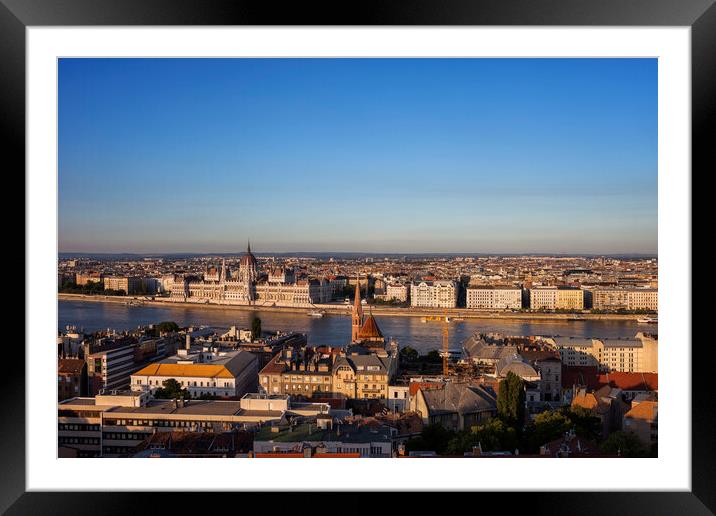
[409, 382, 497, 431]
[58, 358, 88, 401]
[623, 399, 658, 448]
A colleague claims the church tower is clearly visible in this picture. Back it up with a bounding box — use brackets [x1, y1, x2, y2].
[351, 279, 364, 343]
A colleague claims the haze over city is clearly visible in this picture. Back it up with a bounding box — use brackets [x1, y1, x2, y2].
[59, 58, 657, 255]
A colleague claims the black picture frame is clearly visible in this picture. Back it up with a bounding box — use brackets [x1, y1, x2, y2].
[4, 0, 709, 513]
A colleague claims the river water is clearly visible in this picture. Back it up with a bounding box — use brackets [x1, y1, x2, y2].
[58, 300, 653, 354]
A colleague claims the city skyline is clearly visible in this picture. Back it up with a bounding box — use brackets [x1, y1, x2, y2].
[59, 58, 657, 254]
[58, 249, 658, 259]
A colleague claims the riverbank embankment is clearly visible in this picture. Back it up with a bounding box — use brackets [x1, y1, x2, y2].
[57, 293, 652, 322]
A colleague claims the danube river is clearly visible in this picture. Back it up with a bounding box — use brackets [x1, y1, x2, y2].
[58, 300, 654, 354]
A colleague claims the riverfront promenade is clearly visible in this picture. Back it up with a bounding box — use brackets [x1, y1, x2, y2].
[57, 293, 651, 321]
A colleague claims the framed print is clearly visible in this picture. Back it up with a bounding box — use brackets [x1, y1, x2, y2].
[4, 0, 711, 513]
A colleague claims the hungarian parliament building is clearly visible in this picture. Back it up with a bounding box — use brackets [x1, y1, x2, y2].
[168, 244, 337, 307]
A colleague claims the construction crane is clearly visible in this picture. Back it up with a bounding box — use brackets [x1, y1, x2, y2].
[442, 313, 449, 377]
[424, 313, 451, 376]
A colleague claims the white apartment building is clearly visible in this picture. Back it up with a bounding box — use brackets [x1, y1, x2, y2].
[628, 289, 658, 311]
[591, 288, 658, 311]
[103, 276, 141, 294]
[530, 286, 584, 310]
[547, 333, 658, 373]
[466, 286, 522, 310]
[386, 385, 410, 412]
[386, 283, 410, 303]
[410, 280, 458, 308]
[131, 347, 258, 398]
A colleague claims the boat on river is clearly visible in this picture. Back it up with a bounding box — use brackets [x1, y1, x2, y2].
[637, 317, 658, 324]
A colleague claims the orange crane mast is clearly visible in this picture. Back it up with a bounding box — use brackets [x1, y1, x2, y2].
[442, 314, 449, 377]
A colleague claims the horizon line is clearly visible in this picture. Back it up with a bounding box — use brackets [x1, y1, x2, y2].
[58, 250, 658, 257]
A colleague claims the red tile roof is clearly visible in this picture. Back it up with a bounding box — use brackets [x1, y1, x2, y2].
[561, 366, 601, 390]
[259, 353, 288, 374]
[597, 372, 658, 391]
[562, 367, 658, 392]
[409, 382, 444, 397]
[58, 359, 85, 375]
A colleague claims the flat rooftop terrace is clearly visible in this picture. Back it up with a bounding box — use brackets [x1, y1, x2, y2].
[103, 399, 285, 419]
[255, 422, 392, 443]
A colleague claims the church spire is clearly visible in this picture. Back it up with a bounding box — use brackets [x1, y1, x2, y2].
[353, 277, 363, 314]
[351, 277, 364, 343]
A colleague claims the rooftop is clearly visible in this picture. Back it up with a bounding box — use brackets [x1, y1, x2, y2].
[58, 358, 85, 375]
[255, 420, 393, 443]
[134, 349, 256, 378]
[598, 372, 658, 391]
[625, 400, 658, 421]
[420, 382, 497, 416]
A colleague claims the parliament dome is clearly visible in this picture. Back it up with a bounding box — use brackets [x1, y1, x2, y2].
[240, 242, 257, 267]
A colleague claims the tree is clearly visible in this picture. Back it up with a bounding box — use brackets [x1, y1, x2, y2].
[445, 418, 519, 455]
[155, 321, 179, 334]
[153, 378, 190, 400]
[599, 431, 649, 457]
[405, 423, 456, 455]
[85, 280, 104, 293]
[426, 350, 442, 363]
[400, 346, 419, 362]
[251, 316, 262, 340]
[497, 372, 526, 429]
[565, 406, 602, 442]
[529, 410, 572, 449]
[474, 417, 518, 452]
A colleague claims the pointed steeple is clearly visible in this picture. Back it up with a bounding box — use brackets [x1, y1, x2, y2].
[247, 239, 251, 254]
[351, 277, 364, 343]
[353, 278, 363, 315]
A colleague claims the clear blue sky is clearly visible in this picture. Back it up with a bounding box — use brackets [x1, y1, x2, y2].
[58, 58, 657, 254]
